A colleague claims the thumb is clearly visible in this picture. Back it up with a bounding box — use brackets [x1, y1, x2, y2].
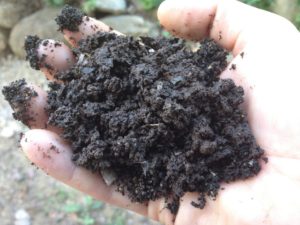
[157, 0, 298, 55]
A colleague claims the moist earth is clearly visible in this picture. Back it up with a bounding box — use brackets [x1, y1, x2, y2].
[55, 5, 86, 32]
[2, 79, 37, 127]
[2, 7, 265, 215]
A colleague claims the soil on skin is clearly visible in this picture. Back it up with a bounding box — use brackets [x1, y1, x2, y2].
[24, 35, 41, 70]
[55, 5, 85, 32]
[3, 6, 265, 214]
[2, 79, 37, 127]
[24, 36, 67, 72]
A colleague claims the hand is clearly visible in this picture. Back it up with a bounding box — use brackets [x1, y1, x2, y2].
[20, 0, 300, 224]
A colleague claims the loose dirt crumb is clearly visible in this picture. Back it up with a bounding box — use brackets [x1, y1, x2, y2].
[240, 52, 245, 58]
[55, 5, 85, 32]
[230, 64, 236, 70]
[50, 144, 60, 154]
[218, 31, 222, 40]
[2, 79, 38, 126]
[24, 35, 42, 70]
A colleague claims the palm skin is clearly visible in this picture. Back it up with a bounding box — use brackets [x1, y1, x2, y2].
[19, 0, 300, 224]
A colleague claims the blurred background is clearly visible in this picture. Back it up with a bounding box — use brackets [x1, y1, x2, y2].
[0, 0, 299, 225]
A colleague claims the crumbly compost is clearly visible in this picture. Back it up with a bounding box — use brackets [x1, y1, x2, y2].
[2, 5, 265, 213]
[2, 79, 38, 126]
[41, 31, 264, 214]
[24, 35, 42, 70]
[55, 5, 85, 32]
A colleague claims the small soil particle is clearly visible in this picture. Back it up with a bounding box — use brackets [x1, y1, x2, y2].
[42, 40, 49, 47]
[24, 35, 42, 70]
[218, 31, 222, 40]
[2, 79, 38, 126]
[50, 144, 59, 153]
[240, 52, 245, 58]
[55, 5, 85, 32]
[54, 42, 62, 47]
[3, 6, 265, 215]
[230, 64, 236, 70]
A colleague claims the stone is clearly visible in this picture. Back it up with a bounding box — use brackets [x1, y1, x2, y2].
[93, 0, 126, 13]
[9, 8, 63, 58]
[0, 27, 9, 55]
[101, 15, 159, 37]
[0, 0, 42, 29]
[0, 120, 21, 138]
[14, 209, 31, 225]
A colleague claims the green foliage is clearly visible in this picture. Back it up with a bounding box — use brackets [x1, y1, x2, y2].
[241, 0, 274, 9]
[108, 210, 126, 225]
[295, 13, 300, 29]
[241, 0, 300, 29]
[138, 0, 163, 10]
[62, 196, 104, 225]
[63, 203, 82, 213]
[43, 0, 65, 7]
[79, 216, 95, 225]
[162, 30, 171, 38]
[82, 0, 98, 13]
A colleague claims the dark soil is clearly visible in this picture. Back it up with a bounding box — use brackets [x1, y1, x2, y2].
[55, 5, 85, 32]
[2, 79, 37, 126]
[24, 35, 41, 70]
[3, 6, 265, 215]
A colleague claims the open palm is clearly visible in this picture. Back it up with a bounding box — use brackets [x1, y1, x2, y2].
[20, 0, 300, 224]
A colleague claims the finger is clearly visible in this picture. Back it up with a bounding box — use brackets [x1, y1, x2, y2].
[25, 36, 76, 80]
[62, 16, 122, 47]
[26, 85, 62, 133]
[2, 80, 61, 132]
[157, 0, 298, 55]
[148, 199, 175, 225]
[55, 6, 122, 47]
[23, 85, 48, 129]
[20, 129, 148, 216]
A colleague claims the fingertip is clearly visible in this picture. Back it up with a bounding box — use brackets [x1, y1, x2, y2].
[37, 39, 76, 78]
[25, 84, 49, 129]
[157, 0, 167, 19]
[158, 0, 218, 41]
[2, 79, 47, 129]
[25, 36, 76, 80]
[20, 129, 74, 181]
[20, 129, 48, 159]
[20, 131, 148, 217]
[62, 16, 120, 47]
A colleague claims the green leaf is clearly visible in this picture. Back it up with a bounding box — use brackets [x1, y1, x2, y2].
[138, 0, 163, 10]
[91, 201, 103, 209]
[83, 196, 94, 206]
[44, 0, 65, 7]
[63, 203, 82, 213]
[162, 30, 171, 38]
[115, 216, 125, 225]
[80, 216, 95, 225]
[82, 0, 98, 13]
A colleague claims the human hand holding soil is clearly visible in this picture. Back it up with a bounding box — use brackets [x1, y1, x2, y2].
[10, 0, 300, 224]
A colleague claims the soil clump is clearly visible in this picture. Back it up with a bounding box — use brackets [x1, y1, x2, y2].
[55, 5, 85, 32]
[2, 79, 37, 126]
[3, 6, 265, 214]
